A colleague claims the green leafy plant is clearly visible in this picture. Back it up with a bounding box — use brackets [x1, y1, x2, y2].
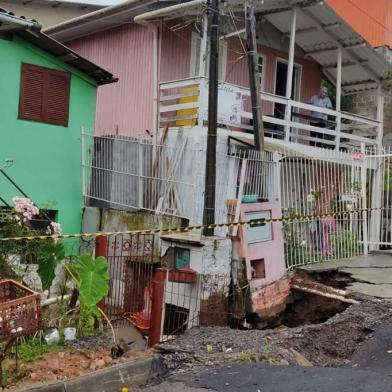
[37, 241, 65, 291]
[74, 255, 109, 308]
[321, 79, 353, 111]
[65, 254, 111, 338]
[331, 230, 359, 258]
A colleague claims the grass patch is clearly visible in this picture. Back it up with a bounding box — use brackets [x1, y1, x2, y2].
[11, 338, 67, 362]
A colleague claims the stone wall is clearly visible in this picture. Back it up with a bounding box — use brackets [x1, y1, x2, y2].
[348, 46, 392, 142]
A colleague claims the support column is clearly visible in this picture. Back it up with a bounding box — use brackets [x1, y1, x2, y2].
[284, 7, 297, 140]
[376, 84, 384, 150]
[198, 13, 209, 126]
[368, 85, 385, 251]
[335, 47, 342, 150]
[245, 1, 264, 151]
[95, 235, 108, 310]
[360, 143, 368, 255]
[203, 0, 220, 236]
[149, 268, 167, 347]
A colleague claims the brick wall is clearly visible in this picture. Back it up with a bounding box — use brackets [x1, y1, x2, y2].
[251, 276, 291, 318]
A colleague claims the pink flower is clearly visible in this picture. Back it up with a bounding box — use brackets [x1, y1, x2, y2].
[46, 222, 62, 236]
[12, 197, 39, 221]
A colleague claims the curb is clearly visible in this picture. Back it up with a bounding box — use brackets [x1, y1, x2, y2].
[14, 355, 167, 392]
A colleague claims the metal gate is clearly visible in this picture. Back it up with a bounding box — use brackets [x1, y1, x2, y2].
[103, 233, 156, 328]
[280, 148, 367, 268]
[365, 148, 392, 250]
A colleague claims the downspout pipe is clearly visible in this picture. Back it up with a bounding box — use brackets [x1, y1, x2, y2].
[134, 0, 206, 25]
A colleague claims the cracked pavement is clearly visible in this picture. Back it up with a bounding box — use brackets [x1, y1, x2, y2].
[302, 251, 392, 298]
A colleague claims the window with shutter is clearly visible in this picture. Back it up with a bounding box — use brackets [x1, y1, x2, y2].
[18, 63, 71, 127]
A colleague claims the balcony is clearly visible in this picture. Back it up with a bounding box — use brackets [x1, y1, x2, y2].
[159, 77, 381, 151]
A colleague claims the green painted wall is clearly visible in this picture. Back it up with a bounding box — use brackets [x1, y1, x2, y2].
[0, 35, 97, 247]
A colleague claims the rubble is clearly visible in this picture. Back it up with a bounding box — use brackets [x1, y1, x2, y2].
[156, 297, 392, 373]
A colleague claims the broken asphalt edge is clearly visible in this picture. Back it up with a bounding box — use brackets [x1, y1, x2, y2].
[13, 354, 167, 392]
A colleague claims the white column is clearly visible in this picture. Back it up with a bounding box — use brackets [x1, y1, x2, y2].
[360, 142, 368, 255]
[284, 7, 297, 140]
[199, 13, 208, 78]
[152, 25, 159, 145]
[376, 84, 384, 150]
[198, 14, 209, 126]
[368, 85, 385, 251]
[335, 47, 342, 150]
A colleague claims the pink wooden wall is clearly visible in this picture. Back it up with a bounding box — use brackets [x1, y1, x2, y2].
[67, 21, 322, 137]
[159, 23, 193, 83]
[160, 26, 322, 116]
[68, 24, 155, 137]
[226, 37, 323, 115]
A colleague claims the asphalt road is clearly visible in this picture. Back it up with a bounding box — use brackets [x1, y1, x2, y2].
[143, 363, 392, 392]
[141, 323, 392, 392]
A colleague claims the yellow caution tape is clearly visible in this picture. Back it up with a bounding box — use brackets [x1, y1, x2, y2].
[0, 207, 383, 242]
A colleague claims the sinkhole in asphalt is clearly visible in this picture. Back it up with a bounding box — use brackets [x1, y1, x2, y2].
[244, 271, 355, 330]
[280, 289, 351, 328]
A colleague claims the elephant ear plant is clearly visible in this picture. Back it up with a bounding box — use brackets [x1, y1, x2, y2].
[65, 254, 115, 341]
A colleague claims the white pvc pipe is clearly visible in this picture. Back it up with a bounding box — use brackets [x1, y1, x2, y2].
[41, 294, 71, 307]
[134, 0, 205, 25]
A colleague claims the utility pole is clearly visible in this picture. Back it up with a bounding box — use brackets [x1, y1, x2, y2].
[245, 1, 264, 151]
[203, 0, 219, 236]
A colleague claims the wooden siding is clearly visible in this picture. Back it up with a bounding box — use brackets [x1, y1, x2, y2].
[226, 37, 322, 115]
[327, 0, 392, 48]
[68, 24, 154, 136]
[160, 22, 193, 82]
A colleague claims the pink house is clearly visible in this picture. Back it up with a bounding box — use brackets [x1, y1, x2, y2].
[46, 1, 327, 140]
[46, 1, 387, 149]
[46, 0, 390, 322]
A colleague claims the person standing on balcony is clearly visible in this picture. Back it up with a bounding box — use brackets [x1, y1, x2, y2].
[307, 86, 333, 147]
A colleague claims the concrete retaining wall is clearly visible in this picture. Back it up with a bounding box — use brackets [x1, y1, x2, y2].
[15, 355, 167, 392]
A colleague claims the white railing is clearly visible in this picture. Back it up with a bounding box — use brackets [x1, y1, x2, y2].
[81, 132, 278, 227]
[159, 78, 380, 150]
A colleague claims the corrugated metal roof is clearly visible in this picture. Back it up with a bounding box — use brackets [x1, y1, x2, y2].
[326, 0, 392, 49]
[0, 8, 117, 85]
[134, 0, 391, 93]
[46, 0, 193, 42]
[263, 2, 392, 92]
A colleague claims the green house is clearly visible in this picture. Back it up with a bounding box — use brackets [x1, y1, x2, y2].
[0, 10, 116, 244]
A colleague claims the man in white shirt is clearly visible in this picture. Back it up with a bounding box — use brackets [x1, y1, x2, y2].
[307, 86, 333, 146]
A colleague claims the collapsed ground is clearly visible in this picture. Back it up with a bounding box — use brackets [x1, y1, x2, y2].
[6, 269, 392, 390]
[157, 272, 392, 373]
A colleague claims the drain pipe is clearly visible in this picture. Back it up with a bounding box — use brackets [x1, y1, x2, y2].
[0, 13, 41, 35]
[134, 0, 206, 25]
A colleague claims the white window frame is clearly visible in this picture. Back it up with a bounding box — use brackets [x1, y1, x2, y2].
[190, 32, 227, 81]
[257, 53, 267, 92]
[274, 57, 302, 100]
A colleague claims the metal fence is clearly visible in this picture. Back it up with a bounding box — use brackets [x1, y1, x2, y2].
[280, 147, 366, 269]
[81, 131, 278, 230]
[159, 273, 242, 343]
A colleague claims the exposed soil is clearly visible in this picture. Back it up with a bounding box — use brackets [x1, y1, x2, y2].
[4, 342, 151, 391]
[157, 297, 392, 373]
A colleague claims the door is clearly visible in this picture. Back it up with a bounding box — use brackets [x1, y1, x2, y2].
[274, 60, 301, 119]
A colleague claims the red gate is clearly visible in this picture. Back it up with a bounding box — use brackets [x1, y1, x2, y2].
[96, 234, 155, 328]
